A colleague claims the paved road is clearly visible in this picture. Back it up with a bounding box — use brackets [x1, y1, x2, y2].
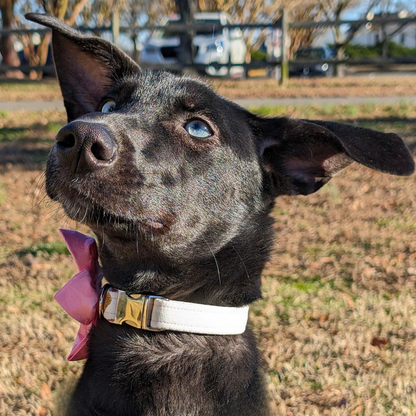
[234, 95, 416, 107]
[0, 100, 64, 111]
[2, 95, 416, 112]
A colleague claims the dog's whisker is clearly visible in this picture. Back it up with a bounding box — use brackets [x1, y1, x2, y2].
[231, 245, 250, 281]
[30, 171, 47, 209]
[136, 229, 139, 254]
[203, 236, 221, 287]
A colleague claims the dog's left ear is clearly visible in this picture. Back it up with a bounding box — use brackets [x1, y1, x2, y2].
[251, 116, 414, 197]
[25, 13, 140, 121]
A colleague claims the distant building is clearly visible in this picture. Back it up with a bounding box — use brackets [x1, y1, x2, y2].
[351, 12, 416, 48]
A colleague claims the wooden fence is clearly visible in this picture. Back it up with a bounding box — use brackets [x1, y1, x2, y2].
[1, 12, 416, 83]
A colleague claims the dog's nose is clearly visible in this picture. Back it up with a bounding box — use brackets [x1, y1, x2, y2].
[55, 121, 118, 173]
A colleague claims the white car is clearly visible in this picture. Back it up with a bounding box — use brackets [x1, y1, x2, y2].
[139, 12, 247, 77]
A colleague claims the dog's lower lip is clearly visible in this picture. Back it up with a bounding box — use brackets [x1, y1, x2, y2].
[53, 186, 172, 234]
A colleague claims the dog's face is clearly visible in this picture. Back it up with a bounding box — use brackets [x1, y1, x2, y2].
[26, 14, 414, 302]
[47, 70, 264, 261]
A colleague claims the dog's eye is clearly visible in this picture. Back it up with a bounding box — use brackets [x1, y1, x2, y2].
[101, 100, 116, 113]
[185, 120, 212, 139]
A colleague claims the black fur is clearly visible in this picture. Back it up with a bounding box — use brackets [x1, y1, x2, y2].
[26, 13, 414, 416]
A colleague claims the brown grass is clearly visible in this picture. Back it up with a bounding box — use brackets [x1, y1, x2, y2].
[0, 106, 415, 415]
[213, 75, 416, 99]
[0, 81, 61, 102]
[3, 75, 416, 102]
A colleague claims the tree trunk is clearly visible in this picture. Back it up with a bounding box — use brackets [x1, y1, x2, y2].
[381, 23, 388, 71]
[131, 36, 140, 64]
[0, 0, 20, 67]
[335, 46, 345, 78]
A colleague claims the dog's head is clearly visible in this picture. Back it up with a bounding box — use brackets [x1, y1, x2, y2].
[26, 13, 414, 304]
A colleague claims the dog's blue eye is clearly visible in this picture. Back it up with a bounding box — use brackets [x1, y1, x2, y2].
[185, 120, 212, 139]
[101, 100, 116, 113]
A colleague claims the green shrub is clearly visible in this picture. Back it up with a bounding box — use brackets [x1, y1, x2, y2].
[251, 50, 268, 62]
[344, 43, 379, 59]
[344, 41, 416, 59]
[387, 41, 416, 57]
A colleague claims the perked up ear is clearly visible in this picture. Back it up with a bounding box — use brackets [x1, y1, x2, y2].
[252, 116, 414, 197]
[25, 13, 141, 121]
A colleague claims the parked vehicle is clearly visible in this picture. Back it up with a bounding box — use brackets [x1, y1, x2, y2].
[139, 12, 247, 77]
[290, 47, 334, 77]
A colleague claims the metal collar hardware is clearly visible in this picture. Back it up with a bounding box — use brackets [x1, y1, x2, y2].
[99, 284, 162, 330]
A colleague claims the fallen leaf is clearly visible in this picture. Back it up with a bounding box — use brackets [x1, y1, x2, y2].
[321, 257, 333, 263]
[38, 407, 47, 416]
[340, 293, 355, 307]
[319, 314, 329, 323]
[363, 266, 376, 279]
[351, 405, 363, 415]
[40, 382, 52, 400]
[371, 336, 388, 348]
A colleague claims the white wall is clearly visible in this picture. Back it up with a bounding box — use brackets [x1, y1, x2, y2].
[352, 23, 416, 48]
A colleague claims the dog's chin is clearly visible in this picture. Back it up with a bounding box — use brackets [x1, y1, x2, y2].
[54, 192, 173, 240]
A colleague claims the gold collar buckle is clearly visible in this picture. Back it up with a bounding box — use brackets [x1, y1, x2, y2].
[99, 284, 162, 331]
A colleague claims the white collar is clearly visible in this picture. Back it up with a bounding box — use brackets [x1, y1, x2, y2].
[99, 285, 249, 335]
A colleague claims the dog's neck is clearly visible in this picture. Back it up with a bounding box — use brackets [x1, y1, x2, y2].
[93, 211, 275, 307]
[98, 251, 262, 307]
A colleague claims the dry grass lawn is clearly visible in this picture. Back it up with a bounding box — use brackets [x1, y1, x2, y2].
[3, 75, 416, 101]
[0, 102, 415, 415]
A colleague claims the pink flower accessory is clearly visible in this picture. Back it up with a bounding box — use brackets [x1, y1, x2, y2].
[54, 229, 103, 361]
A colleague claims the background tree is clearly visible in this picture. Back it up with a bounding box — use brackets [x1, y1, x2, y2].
[0, 0, 21, 76]
[80, 0, 174, 61]
[16, 0, 93, 78]
[201, 0, 279, 56]
[289, 3, 327, 58]
[317, 0, 384, 76]
[116, 0, 175, 62]
[196, 0, 323, 59]
[368, 0, 416, 68]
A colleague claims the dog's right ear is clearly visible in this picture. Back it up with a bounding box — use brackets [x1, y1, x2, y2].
[250, 115, 414, 198]
[25, 13, 140, 121]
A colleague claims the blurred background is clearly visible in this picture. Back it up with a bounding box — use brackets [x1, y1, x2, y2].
[1, 0, 416, 81]
[1, 1, 416, 416]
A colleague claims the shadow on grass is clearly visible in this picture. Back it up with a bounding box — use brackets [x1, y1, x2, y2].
[0, 78, 56, 85]
[0, 127, 37, 143]
[0, 115, 61, 170]
[0, 134, 52, 171]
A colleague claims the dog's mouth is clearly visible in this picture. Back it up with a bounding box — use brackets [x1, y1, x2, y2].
[51, 185, 175, 238]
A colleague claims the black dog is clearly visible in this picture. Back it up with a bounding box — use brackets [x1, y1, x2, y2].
[26, 13, 414, 416]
